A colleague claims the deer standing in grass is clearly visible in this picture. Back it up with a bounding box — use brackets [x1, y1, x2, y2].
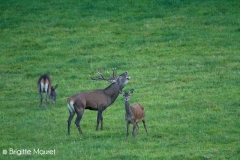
[120, 89, 148, 140]
[67, 69, 130, 135]
[37, 74, 58, 109]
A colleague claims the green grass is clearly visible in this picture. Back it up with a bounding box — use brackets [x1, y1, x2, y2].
[1, 0, 240, 159]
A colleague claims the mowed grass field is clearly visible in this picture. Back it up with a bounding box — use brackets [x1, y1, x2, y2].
[1, 0, 240, 159]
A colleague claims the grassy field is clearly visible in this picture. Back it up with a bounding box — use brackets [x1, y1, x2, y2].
[1, 0, 240, 159]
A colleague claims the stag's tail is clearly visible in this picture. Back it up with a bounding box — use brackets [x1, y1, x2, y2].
[67, 98, 75, 113]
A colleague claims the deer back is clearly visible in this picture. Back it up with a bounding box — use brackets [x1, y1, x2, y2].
[130, 104, 145, 122]
[68, 91, 107, 111]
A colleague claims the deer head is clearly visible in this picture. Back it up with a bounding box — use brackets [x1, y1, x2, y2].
[120, 89, 134, 101]
[50, 84, 58, 103]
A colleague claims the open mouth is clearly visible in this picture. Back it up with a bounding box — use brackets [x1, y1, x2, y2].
[124, 72, 130, 80]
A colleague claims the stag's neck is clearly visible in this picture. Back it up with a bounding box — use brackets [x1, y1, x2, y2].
[124, 101, 132, 116]
[104, 83, 121, 104]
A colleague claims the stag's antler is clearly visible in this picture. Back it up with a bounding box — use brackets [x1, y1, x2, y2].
[107, 68, 117, 79]
[89, 71, 108, 80]
[89, 68, 118, 83]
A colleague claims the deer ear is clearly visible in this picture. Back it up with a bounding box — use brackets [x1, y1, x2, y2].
[130, 89, 134, 94]
[119, 90, 123, 94]
[54, 84, 58, 90]
[107, 79, 115, 83]
[111, 79, 117, 83]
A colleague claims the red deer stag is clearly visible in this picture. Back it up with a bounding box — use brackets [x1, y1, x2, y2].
[120, 89, 148, 140]
[67, 69, 130, 135]
[37, 74, 58, 109]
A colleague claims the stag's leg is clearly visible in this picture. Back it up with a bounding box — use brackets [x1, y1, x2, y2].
[126, 122, 130, 140]
[73, 106, 84, 134]
[142, 120, 148, 135]
[96, 109, 104, 130]
[100, 114, 103, 130]
[75, 113, 83, 134]
[67, 111, 75, 135]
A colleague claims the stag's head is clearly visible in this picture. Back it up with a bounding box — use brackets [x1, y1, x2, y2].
[90, 68, 130, 89]
[50, 84, 58, 103]
[117, 71, 130, 88]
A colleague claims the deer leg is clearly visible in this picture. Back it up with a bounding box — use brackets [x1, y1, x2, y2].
[75, 114, 83, 134]
[67, 111, 75, 135]
[132, 123, 135, 138]
[132, 123, 138, 139]
[142, 120, 148, 135]
[126, 122, 130, 140]
[100, 114, 103, 130]
[49, 90, 53, 106]
[45, 93, 48, 109]
[44, 85, 49, 109]
[96, 110, 103, 130]
[48, 95, 52, 106]
[39, 91, 43, 107]
[136, 123, 139, 129]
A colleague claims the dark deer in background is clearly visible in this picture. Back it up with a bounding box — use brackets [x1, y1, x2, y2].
[37, 74, 58, 109]
[120, 89, 148, 140]
[67, 69, 130, 135]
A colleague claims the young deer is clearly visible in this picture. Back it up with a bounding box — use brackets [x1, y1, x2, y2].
[37, 74, 58, 109]
[67, 69, 130, 135]
[120, 89, 148, 140]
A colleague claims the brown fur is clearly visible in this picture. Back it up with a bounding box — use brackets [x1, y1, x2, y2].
[129, 104, 145, 122]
